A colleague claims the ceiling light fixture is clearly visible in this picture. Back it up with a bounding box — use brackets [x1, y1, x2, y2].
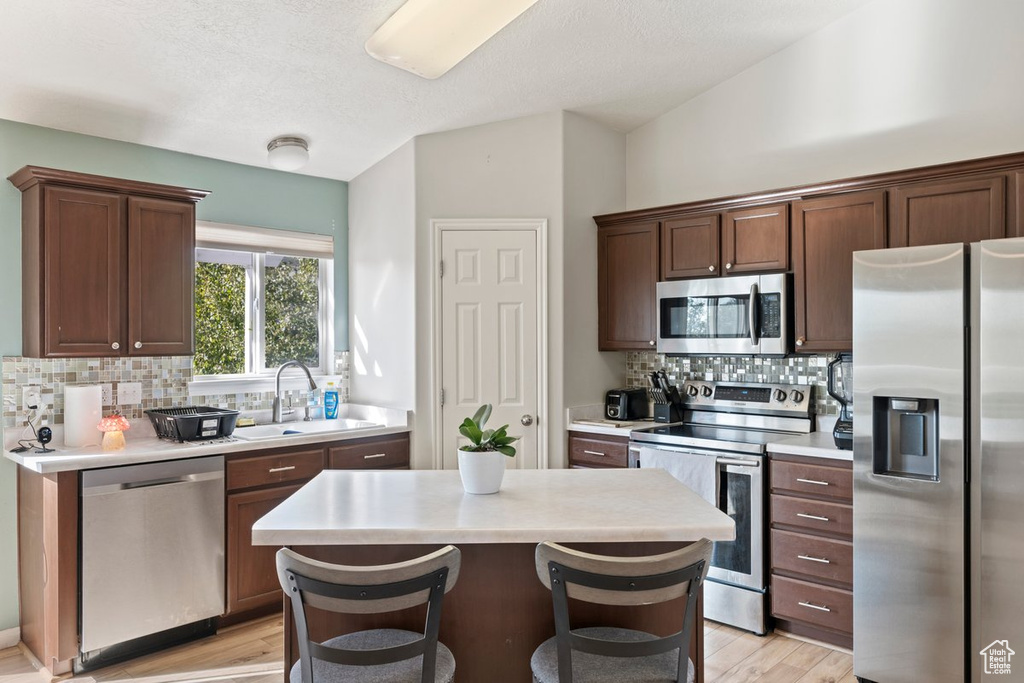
[267, 136, 310, 171]
[365, 0, 540, 79]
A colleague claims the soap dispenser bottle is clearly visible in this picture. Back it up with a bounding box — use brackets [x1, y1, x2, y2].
[324, 382, 339, 420]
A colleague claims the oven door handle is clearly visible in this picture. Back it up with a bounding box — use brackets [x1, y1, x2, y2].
[717, 457, 760, 468]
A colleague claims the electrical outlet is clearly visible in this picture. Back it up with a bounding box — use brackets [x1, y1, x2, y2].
[22, 385, 41, 410]
[118, 382, 142, 405]
[100, 383, 113, 405]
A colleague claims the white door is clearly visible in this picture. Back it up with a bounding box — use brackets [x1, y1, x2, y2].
[439, 227, 540, 470]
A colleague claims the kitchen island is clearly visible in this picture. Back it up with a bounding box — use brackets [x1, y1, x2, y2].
[253, 468, 735, 682]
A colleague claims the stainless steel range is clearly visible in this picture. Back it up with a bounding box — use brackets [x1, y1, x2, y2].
[629, 380, 814, 634]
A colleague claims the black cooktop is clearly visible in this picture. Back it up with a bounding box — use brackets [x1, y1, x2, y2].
[630, 423, 785, 455]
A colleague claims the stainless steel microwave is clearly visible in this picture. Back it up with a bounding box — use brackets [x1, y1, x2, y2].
[656, 273, 790, 355]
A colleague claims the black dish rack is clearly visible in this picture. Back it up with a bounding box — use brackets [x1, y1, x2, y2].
[145, 407, 240, 442]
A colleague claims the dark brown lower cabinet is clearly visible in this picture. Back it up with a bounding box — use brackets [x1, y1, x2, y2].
[769, 451, 853, 649]
[225, 432, 411, 620]
[567, 431, 629, 468]
[226, 483, 305, 615]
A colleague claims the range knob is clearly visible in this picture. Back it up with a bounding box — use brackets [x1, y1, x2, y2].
[790, 390, 805, 403]
[700, 385, 713, 398]
[773, 389, 787, 403]
[685, 385, 699, 397]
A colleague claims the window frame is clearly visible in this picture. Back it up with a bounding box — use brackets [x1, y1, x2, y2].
[189, 225, 335, 396]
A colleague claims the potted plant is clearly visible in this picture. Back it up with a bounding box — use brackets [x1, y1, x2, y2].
[457, 404, 518, 494]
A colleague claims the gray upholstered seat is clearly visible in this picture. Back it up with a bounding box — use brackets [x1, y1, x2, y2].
[288, 629, 455, 683]
[530, 539, 712, 683]
[531, 627, 695, 683]
[277, 546, 461, 683]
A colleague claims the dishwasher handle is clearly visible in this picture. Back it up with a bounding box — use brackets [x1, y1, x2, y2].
[122, 471, 221, 490]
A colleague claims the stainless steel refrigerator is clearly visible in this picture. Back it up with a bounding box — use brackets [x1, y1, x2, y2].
[852, 238, 1024, 683]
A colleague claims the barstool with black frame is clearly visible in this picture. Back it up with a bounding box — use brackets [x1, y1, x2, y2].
[276, 545, 461, 683]
[531, 538, 712, 683]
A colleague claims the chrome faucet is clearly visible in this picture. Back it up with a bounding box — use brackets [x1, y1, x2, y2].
[273, 360, 318, 423]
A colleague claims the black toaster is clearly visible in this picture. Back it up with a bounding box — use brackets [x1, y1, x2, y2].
[605, 388, 649, 420]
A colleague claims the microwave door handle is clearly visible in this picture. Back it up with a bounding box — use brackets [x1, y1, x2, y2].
[748, 282, 759, 346]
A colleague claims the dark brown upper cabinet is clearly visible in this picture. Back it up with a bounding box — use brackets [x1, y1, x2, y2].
[598, 221, 659, 351]
[661, 204, 788, 279]
[792, 191, 887, 353]
[721, 203, 789, 274]
[9, 166, 208, 358]
[661, 214, 720, 279]
[890, 175, 1006, 248]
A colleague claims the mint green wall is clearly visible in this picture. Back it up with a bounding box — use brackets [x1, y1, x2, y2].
[0, 117, 348, 631]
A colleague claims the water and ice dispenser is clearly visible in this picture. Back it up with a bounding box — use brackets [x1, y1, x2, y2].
[871, 397, 940, 481]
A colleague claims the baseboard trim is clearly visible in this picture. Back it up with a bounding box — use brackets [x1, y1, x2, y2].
[0, 626, 20, 649]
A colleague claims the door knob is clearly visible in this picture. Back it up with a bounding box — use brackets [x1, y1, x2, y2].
[521, 415, 534, 427]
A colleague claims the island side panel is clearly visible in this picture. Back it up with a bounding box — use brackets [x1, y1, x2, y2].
[284, 542, 704, 683]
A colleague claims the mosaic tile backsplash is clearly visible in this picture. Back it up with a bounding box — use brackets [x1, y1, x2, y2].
[2, 351, 351, 430]
[625, 352, 844, 417]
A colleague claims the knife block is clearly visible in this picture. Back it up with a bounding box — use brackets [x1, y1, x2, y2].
[653, 403, 684, 423]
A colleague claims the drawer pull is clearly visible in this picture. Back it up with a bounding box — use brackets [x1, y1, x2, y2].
[798, 601, 832, 613]
[268, 466, 296, 473]
[796, 478, 830, 486]
[797, 555, 831, 564]
[363, 453, 387, 459]
[583, 450, 606, 457]
[796, 513, 830, 522]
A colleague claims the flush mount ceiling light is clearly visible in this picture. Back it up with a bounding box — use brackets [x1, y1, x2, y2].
[365, 0, 540, 79]
[267, 136, 310, 171]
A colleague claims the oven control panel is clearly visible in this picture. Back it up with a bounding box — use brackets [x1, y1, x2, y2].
[682, 380, 812, 415]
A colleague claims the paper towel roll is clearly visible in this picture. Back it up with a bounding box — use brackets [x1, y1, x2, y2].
[65, 385, 103, 448]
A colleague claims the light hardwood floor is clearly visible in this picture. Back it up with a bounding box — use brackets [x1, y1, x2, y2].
[0, 617, 853, 683]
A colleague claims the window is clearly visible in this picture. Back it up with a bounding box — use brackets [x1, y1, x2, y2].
[193, 222, 334, 381]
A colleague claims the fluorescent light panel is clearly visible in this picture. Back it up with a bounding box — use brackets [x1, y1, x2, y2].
[366, 0, 539, 79]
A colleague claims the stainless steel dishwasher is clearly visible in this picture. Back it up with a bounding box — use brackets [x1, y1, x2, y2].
[79, 456, 225, 671]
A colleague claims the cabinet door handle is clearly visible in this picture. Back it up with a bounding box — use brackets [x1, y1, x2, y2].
[796, 478, 830, 486]
[268, 465, 296, 473]
[725, 262, 733, 270]
[796, 336, 806, 347]
[797, 513, 830, 522]
[134, 341, 143, 349]
[649, 340, 656, 346]
[798, 601, 832, 613]
[363, 453, 387, 459]
[708, 265, 716, 272]
[797, 555, 831, 564]
[583, 450, 606, 457]
[111, 342, 120, 350]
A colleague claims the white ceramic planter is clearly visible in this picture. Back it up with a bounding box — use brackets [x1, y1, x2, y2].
[457, 449, 507, 494]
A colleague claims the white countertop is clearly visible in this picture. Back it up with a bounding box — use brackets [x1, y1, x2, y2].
[251, 468, 736, 546]
[565, 403, 652, 437]
[5, 404, 411, 473]
[767, 431, 852, 461]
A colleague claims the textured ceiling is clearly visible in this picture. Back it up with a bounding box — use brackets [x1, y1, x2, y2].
[0, 0, 871, 180]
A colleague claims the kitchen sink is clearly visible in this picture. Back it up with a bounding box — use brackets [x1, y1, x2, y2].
[232, 419, 382, 441]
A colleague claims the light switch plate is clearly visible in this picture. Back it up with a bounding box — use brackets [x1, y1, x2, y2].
[118, 382, 142, 405]
[100, 383, 113, 405]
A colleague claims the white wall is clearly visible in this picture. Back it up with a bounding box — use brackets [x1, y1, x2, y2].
[348, 140, 417, 410]
[561, 112, 627, 456]
[413, 113, 565, 469]
[626, 0, 1024, 209]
